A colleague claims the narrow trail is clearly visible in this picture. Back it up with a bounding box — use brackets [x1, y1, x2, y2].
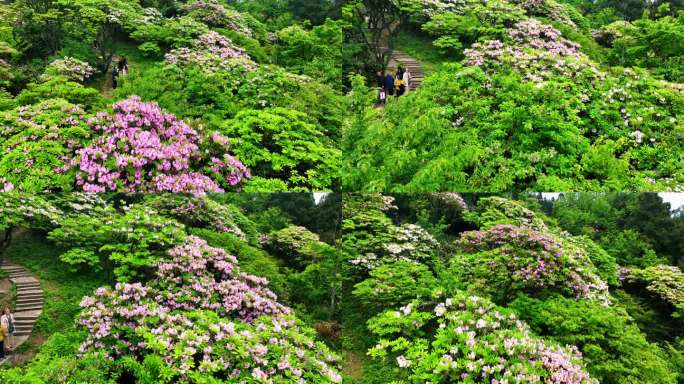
[0, 261, 44, 364]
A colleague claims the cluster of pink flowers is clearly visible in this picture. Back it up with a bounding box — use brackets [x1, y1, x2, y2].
[147, 195, 247, 239]
[372, 294, 596, 383]
[67, 96, 250, 194]
[413, 0, 469, 17]
[514, 0, 578, 28]
[429, 192, 468, 210]
[78, 236, 343, 382]
[0, 178, 13, 192]
[464, 19, 602, 84]
[154, 236, 289, 321]
[181, 0, 253, 36]
[165, 31, 256, 73]
[459, 224, 610, 301]
[45, 57, 95, 83]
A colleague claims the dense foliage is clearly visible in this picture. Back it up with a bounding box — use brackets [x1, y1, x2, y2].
[343, 0, 684, 191]
[0, 0, 342, 192]
[1, 192, 683, 383]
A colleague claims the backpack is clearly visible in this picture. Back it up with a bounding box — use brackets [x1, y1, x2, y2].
[8, 317, 14, 334]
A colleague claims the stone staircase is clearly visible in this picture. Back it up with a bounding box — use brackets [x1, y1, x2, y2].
[0, 261, 43, 355]
[390, 50, 425, 89]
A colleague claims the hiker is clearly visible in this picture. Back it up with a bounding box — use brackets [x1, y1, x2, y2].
[384, 71, 395, 97]
[403, 67, 412, 92]
[378, 87, 387, 105]
[112, 66, 119, 89]
[394, 74, 405, 97]
[0, 316, 6, 359]
[375, 70, 384, 88]
[1, 308, 15, 351]
[118, 57, 129, 75]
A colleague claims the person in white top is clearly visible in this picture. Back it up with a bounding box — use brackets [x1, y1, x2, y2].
[403, 69, 412, 92]
[1, 307, 15, 350]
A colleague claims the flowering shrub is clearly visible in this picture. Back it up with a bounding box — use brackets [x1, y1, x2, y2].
[464, 19, 602, 84]
[452, 224, 610, 304]
[143, 194, 251, 241]
[428, 192, 469, 211]
[44, 57, 95, 83]
[181, 0, 254, 37]
[0, 194, 63, 232]
[79, 236, 342, 383]
[474, 196, 548, 231]
[472, 197, 618, 287]
[512, 0, 585, 29]
[343, 194, 439, 271]
[421, 0, 527, 52]
[622, 265, 684, 319]
[48, 203, 188, 281]
[368, 292, 597, 383]
[0, 99, 91, 192]
[265, 225, 327, 267]
[346, 221, 438, 271]
[165, 31, 256, 73]
[68, 96, 250, 194]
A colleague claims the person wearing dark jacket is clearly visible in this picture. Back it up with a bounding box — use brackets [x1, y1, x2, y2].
[376, 71, 384, 88]
[384, 72, 395, 96]
[112, 67, 119, 89]
[118, 57, 128, 75]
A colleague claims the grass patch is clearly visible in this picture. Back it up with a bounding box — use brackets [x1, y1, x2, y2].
[393, 30, 455, 74]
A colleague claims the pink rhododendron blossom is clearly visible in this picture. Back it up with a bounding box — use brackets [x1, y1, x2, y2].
[70, 96, 249, 194]
[79, 236, 341, 382]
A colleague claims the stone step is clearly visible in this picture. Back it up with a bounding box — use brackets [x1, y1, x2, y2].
[1, 262, 44, 353]
[17, 284, 41, 290]
[17, 299, 43, 306]
[13, 320, 36, 326]
[15, 304, 43, 312]
[17, 294, 43, 301]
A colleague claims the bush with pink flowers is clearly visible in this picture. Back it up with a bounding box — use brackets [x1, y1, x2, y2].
[464, 19, 602, 85]
[165, 31, 257, 73]
[181, 0, 254, 37]
[450, 224, 610, 304]
[78, 236, 342, 383]
[68, 96, 250, 194]
[44, 57, 96, 83]
[368, 291, 597, 384]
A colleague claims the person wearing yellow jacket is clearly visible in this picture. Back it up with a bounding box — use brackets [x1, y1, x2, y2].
[0, 318, 6, 359]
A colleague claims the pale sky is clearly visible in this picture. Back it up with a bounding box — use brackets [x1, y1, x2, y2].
[313, 193, 328, 205]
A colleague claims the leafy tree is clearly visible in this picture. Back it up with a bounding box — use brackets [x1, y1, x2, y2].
[343, 0, 402, 71]
[220, 107, 341, 191]
[276, 20, 343, 86]
[55, 0, 143, 72]
[47, 202, 187, 282]
[510, 295, 678, 384]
